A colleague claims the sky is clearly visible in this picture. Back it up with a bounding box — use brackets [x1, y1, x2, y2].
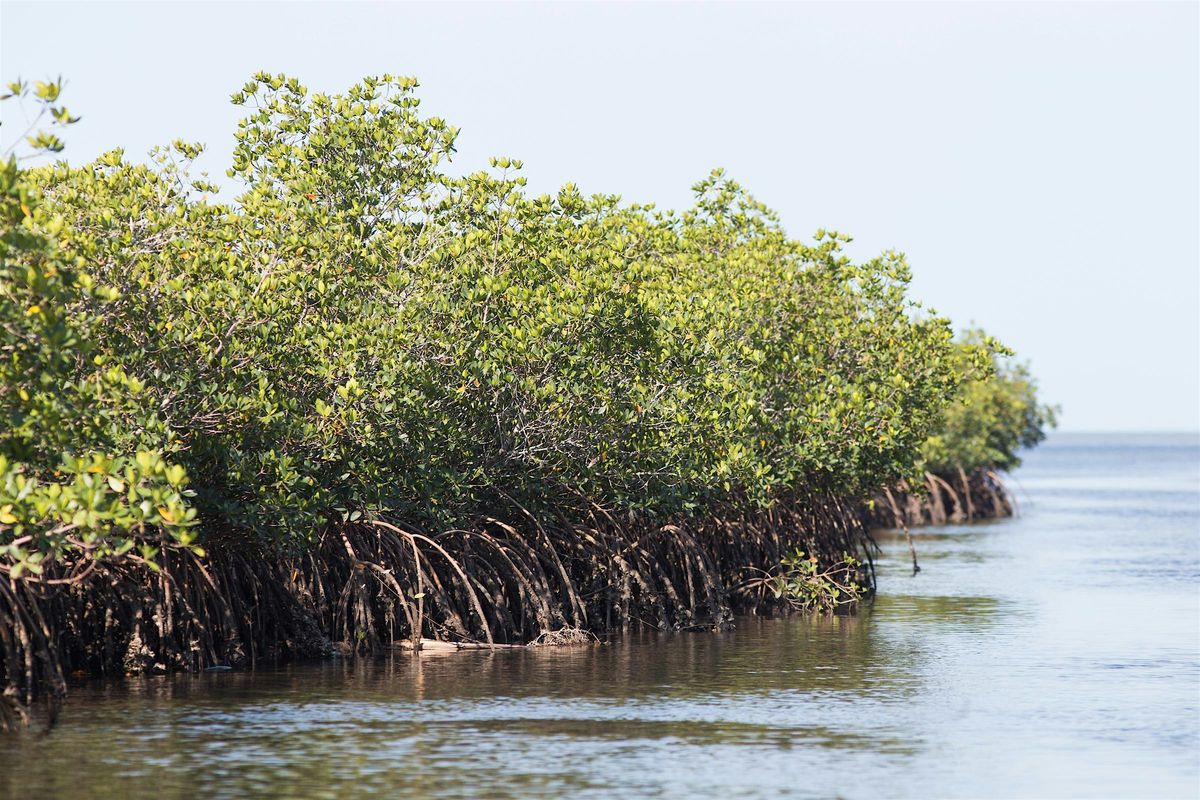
[2, 1, 1197, 432]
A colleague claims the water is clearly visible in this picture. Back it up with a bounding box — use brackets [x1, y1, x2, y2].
[3, 433, 1197, 799]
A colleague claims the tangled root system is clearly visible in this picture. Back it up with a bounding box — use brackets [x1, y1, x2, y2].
[2, 474, 1013, 730]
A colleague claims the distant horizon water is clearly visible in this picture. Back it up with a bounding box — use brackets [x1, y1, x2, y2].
[1049, 430, 1200, 436]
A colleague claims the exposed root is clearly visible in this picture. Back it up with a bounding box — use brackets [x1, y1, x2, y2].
[0, 544, 330, 730]
[2, 489, 881, 730]
[866, 467, 1014, 530]
[858, 467, 1016, 578]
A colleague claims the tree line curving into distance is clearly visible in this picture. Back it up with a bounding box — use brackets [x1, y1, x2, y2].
[0, 75, 1053, 727]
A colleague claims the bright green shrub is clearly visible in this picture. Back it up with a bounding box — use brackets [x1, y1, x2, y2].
[922, 331, 1057, 474]
[0, 81, 199, 579]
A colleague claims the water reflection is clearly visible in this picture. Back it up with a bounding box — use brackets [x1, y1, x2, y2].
[873, 594, 1013, 625]
[4, 615, 927, 799]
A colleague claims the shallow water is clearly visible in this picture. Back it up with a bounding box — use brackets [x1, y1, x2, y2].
[3, 433, 1197, 799]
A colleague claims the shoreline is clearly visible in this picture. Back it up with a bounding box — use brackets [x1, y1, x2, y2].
[2, 468, 1012, 730]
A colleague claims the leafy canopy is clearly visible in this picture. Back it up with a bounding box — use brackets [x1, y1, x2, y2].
[1, 73, 1049, 578]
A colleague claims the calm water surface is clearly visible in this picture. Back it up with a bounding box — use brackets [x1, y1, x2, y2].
[3, 433, 1198, 799]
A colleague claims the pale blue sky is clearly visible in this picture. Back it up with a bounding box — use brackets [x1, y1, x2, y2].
[2, 1, 1197, 431]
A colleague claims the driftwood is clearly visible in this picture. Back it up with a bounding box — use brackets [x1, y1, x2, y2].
[393, 638, 522, 652]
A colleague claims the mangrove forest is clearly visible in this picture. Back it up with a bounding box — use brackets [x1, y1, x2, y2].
[0, 74, 1054, 728]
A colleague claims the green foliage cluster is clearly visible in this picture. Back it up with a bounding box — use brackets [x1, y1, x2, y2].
[1, 73, 1042, 579]
[922, 332, 1057, 474]
[1, 80, 198, 578]
[762, 549, 867, 613]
